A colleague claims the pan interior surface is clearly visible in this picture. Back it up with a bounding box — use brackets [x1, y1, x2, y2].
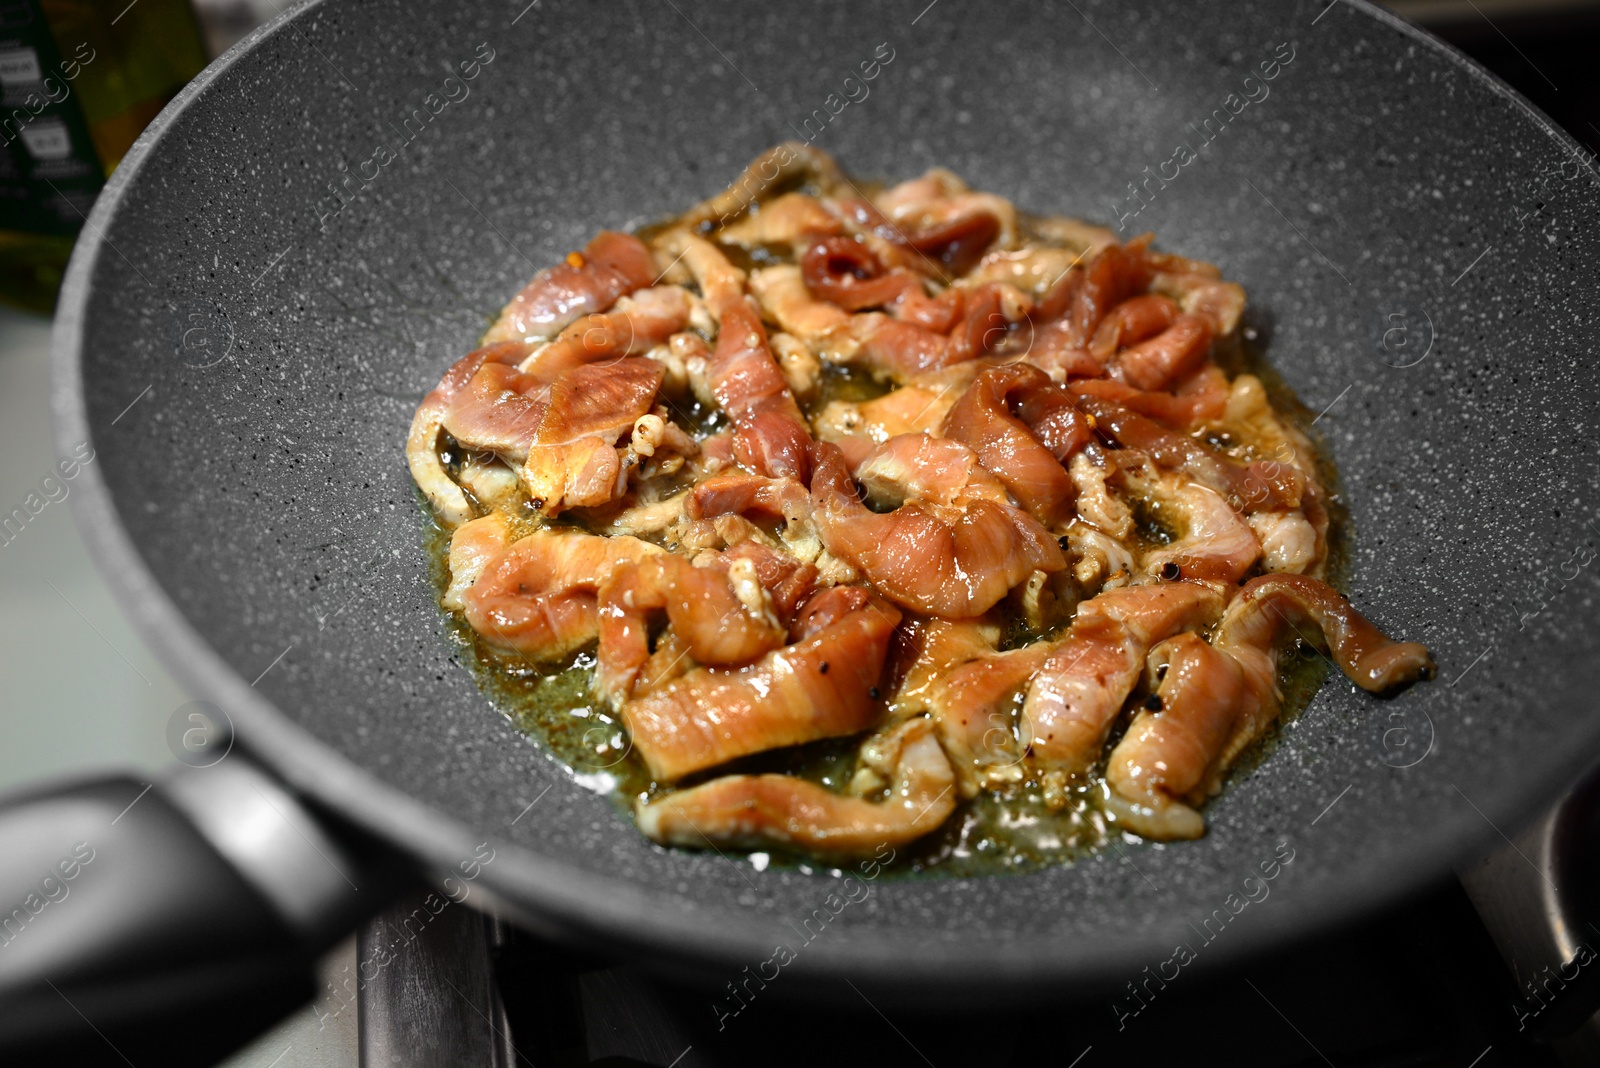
[55, 0, 1600, 989]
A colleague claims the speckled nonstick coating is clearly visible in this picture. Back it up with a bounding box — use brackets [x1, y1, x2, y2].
[51, 0, 1600, 1000]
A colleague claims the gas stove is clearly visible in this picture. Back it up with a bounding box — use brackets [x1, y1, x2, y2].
[339, 774, 1595, 1068]
[328, 756, 1600, 1068]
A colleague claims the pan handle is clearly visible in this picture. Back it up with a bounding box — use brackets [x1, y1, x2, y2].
[0, 758, 409, 1064]
[1459, 763, 1600, 1044]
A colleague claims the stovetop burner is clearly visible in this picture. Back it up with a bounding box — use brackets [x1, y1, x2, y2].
[350, 869, 1572, 1068]
[341, 744, 1600, 1068]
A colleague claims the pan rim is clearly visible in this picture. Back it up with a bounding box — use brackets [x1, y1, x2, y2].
[48, 0, 1600, 991]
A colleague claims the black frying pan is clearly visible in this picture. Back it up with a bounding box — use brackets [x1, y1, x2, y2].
[7, 0, 1600, 1057]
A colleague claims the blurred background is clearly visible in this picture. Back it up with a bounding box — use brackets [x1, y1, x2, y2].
[0, 0, 1595, 1064]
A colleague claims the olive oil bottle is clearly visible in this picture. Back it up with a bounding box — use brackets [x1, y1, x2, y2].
[0, 0, 207, 313]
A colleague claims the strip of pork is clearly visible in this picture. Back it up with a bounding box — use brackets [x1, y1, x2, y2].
[941, 363, 1091, 528]
[714, 297, 813, 481]
[718, 192, 843, 253]
[677, 142, 846, 229]
[748, 264, 850, 347]
[928, 641, 1059, 795]
[621, 588, 901, 782]
[484, 230, 657, 344]
[594, 542, 817, 708]
[1117, 457, 1263, 584]
[442, 512, 513, 612]
[1068, 369, 1230, 429]
[1114, 313, 1214, 392]
[809, 441, 1064, 618]
[1076, 394, 1304, 514]
[1104, 633, 1246, 840]
[1215, 573, 1435, 712]
[406, 340, 533, 527]
[1033, 237, 1155, 345]
[1106, 575, 1433, 839]
[661, 232, 813, 481]
[822, 283, 1020, 382]
[459, 528, 662, 659]
[441, 286, 689, 465]
[813, 362, 981, 445]
[1022, 582, 1225, 776]
[873, 169, 1016, 274]
[800, 234, 968, 331]
[520, 357, 664, 515]
[885, 617, 1001, 717]
[1150, 269, 1246, 336]
[851, 433, 1009, 510]
[634, 717, 956, 859]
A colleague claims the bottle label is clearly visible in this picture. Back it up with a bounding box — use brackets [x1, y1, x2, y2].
[0, 1, 103, 236]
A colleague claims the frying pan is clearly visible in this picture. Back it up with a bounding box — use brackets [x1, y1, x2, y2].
[6, 0, 1600, 1057]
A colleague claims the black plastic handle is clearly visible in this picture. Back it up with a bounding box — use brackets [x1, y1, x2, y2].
[0, 760, 409, 1066]
[1460, 764, 1600, 1045]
